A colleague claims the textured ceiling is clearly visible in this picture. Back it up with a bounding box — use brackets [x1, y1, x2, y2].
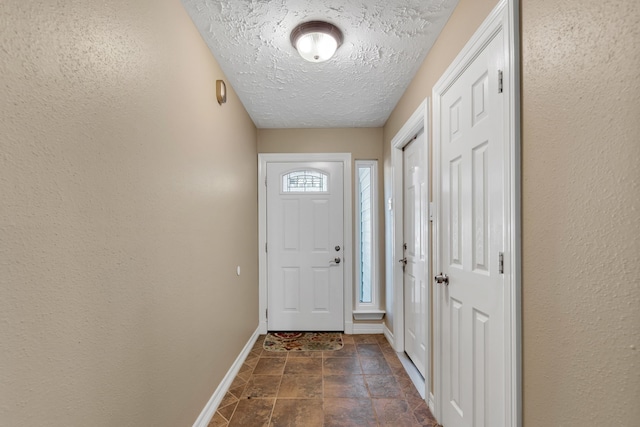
[181, 0, 459, 128]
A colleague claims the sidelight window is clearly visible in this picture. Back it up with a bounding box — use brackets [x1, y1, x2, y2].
[355, 160, 378, 308]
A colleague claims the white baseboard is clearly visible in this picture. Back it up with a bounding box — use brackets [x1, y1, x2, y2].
[344, 320, 354, 334]
[397, 351, 426, 400]
[351, 322, 384, 334]
[383, 323, 394, 347]
[259, 320, 267, 335]
[429, 392, 435, 413]
[192, 327, 260, 427]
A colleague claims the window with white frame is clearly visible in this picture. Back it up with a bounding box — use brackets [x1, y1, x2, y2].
[355, 160, 378, 309]
[281, 170, 328, 193]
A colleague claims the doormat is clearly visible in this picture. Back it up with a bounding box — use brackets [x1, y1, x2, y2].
[263, 332, 343, 352]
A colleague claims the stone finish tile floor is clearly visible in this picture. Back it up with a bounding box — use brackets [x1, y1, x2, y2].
[208, 334, 438, 427]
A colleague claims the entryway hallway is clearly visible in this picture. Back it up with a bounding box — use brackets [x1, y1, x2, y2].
[209, 334, 437, 427]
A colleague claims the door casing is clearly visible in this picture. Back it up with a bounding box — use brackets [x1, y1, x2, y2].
[386, 98, 431, 406]
[432, 0, 521, 424]
[258, 153, 353, 335]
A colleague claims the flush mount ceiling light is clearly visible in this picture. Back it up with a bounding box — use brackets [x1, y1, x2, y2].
[290, 21, 343, 63]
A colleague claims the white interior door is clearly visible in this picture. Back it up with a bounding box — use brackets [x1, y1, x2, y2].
[439, 29, 506, 426]
[266, 162, 344, 331]
[403, 130, 427, 377]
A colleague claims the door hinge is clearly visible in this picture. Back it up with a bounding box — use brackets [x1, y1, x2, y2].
[265, 176, 267, 186]
[265, 242, 268, 253]
[498, 70, 503, 93]
[265, 308, 268, 319]
[429, 202, 435, 222]
[498, 252, 504, 274]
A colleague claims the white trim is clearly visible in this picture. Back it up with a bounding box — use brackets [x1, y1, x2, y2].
[386, 323, 433, 410]
[382, 323, 393, 347]
[397, 351, 426, 399]
[352, 309, 385, 321]
[509, 1, 523, 426]
[354, 160, 380, 312]
[192, 327, 260, 427]
[351, 322, 385, 334]
[258, 153, 353, 334]
[431, 0, 521, 424]
[388, 97, 430, 400]
[344, 319, 354, 335]
[428, 392, 435, 414]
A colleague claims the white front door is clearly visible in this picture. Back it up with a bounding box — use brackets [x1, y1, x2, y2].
[403, 131, 428, 377]
[438, 29, 506, 426]
[266, 161, 344, 331]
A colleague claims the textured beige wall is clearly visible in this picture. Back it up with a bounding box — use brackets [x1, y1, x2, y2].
[383, 0, 500, 146]
[0, 0, 258, 426]
[521, 0, 640, 424]
[258, 128, 385, 317]
[385, 0, 640, 424]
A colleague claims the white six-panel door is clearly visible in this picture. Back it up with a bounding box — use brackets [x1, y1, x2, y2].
[266, 162, 344, 331]
[403, 130, 428, 377]
[439, 29, 506, 427]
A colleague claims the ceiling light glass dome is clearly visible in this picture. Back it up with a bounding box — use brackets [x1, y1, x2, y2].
[290, 21, 343, 63]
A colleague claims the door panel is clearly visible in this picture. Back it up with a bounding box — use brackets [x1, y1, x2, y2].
[403, 130, 427, 377]
[311, 268, 329, 310]
[282, 200, 299, 250]
[440, 29, 505, 427]
[282, 268, 299, 310]
[267, 162, 344, 331]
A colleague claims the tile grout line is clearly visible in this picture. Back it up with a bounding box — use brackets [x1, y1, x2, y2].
[265, 352, 286, 427]
[321, 341, 325, 426]
[369, 340, 381, 426]
[221, 334, 433, 427]
[222, 355, 250, 426]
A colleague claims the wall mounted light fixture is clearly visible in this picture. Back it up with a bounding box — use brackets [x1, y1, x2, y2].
[290, 21, 343, 63]
[216, 80, 226, 105]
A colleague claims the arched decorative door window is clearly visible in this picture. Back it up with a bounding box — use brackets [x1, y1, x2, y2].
[281, 170, 328, 193]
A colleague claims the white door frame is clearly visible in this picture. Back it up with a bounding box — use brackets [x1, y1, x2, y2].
[258, 153, 353, 334]
[432, 0, 521, 424]
[388, 98, 431, 402]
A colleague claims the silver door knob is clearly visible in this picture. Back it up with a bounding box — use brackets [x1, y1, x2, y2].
[330, 257, 341, 264]
[435, 273, 449, 285]
[399, 257, 407, 266]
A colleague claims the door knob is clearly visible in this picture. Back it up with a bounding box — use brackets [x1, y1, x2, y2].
[330, 257, 341, 264]
[399, 257, 407, 266]
[435, 273, 449, 285]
